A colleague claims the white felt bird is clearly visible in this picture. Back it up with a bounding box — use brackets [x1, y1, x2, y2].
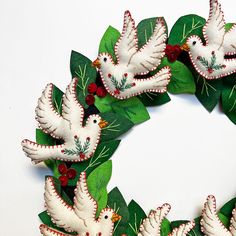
[201, 195, 236, 236]
[183, 0, 236, 79]
[21, 78, 108, 164]
[138, 203, 195, 236]
[92, 10, 171, 99]
[41, 172, 121, 236]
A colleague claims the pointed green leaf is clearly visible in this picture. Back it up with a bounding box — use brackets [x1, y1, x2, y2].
[126, 200, 147, 236]
[138, 92, 171, 106]
[99, 26, 120, 62]
[161, 218, 172, 236]
[218, 212, 230, 228]
[225, 23, 234, 32]
[107, 187, 129, 236]
[70, 50, 97, 108]
[169, 15, 206, 46]
[220, 197, 236, 217]
[68, 140, 120, 186]
[52, 85, 64, 114]
[87, 160, 112, 216]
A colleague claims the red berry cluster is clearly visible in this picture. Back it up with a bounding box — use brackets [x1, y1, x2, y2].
[85, 83, 107, 106]
[165, 44, 182, 62]
[58, 163, 77, 186]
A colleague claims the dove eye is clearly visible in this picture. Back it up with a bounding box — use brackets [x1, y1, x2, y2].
[192, 41, 196, 45]
[93, 120, 97, 124]
[104, 215, 108, 219]
[103, 57, 107, 62]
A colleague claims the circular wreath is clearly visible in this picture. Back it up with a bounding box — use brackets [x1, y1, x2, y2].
[22, 0, 236, 235]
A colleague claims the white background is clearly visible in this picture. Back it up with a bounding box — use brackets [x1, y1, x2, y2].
[0, 0, 235, 235]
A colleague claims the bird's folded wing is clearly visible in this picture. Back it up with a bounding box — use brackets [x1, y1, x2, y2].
[203, 0, 226, 46]
[230, 208, 236, 235]
[114, 10, 138, 65]
[222, 24, 236, 55]
[138, 203, 171, 236]
[170, 221, 195, 236]
[45, 177, 80, 233]
[36, 83, 69, 139]
[201, 195, 231, 236]
[62, 78, 84, 130]
[73, 172, 97, 221]
[39, 224, 72, 236]
[128, 18, 167, 75]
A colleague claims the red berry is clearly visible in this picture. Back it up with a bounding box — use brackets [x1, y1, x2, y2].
[96, 86, 107, 97]
[86, 137, 90, 141]
[197, 56, 201, 60]
[58, 163, 68, 175]
[87, 83, 97, 94]
[114, 89, 120, 95]
[85, 94, 95, 106]
[108, 73, 112, 78]
[59, 175, 68, 187]
[208, 68, 213, 74]
[79, 152, 86, 160]
[74, 135, 78, 139]
[124, 73, 128, 77]
[61, 150, 65, 153]
[66, 168, 77, 179]
[165, 44, 181, 62]
[211, 51, 215, 55]
[132, 82, 136, 87]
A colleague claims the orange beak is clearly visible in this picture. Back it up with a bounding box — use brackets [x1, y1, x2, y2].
[92, 58, 101, 68]
[98, 119, 108, 128]
[111, 213, 122, 223]
[181, 43, 190, 52]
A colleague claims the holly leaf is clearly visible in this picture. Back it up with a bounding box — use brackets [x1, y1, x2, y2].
[138, 92, 171, 106]
[107, 187, 129, 236]
[68, 140, 120, 186]
[158, 57, 196, 94]
[225, 23, 234, 32]
[218, 212, 230, 228]
[195, 74, 223, 112]
[220, 197, 236, 217]
[70, 50, 97, 108]
[52, 85, 64, 114]
[95, 94, 150, 124]
[222, 79, 236, 124]
[126, 200, 147, 236]
[100, 112, 134, 142]
[137, 17, 168, 48]
[161, 218, 172, 236]
[87, 160, 112, 216]
[99, 26, 120, 62]
[169, 15, 206, 46]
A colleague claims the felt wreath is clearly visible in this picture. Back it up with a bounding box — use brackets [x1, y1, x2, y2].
[22, 0, 236, 235]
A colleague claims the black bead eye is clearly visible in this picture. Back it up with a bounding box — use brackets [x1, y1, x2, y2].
[103, 57, 107, 62]
[104, 215, 108, 219]
[93, 120, 97, 124]
[192, 41, 196, 45]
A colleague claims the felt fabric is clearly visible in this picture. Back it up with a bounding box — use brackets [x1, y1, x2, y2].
[40, 224, 71, 236]
[185, 0, 236, 79]
[22, 78, 108, 164]
[94, 11, 171, 99]
[201, 195, 236, 236]
[44, 172, 121, 236]
[170, 222, 195, 236]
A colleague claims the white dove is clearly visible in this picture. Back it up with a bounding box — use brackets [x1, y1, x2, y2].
[39, 224, 71, 236]
[41, 172, 121, 236]
[183, 0, 236, 79]
[138, 203, 195, 236]
[92, 10, 171, 99]
[201, 195, 236, 236]
[21, 78, 108, 164]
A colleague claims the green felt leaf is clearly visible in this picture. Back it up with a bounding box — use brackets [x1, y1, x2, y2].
[126, 200, 147, 236]
[68, 140, 120, 186]
[169, 14, 206, 46]
[220, 197, 236, 217]
[138, 92, 171, 106]
[95, 94, 150, 124]
[161, 218, 172, 236]
[70, 50, 97, 108]
[171, 220, 189, 229]
[225, 23, 234, 32]
[158, 57, 196, 94]
[137, 17, 168, 48]
[107, 187, 129, 236]
[87, 160, 112, 216]
[99, 26, 120, 62]
[100, 112, 134, 142]
[195, 74, 223, 112]
[52, 85, 64, 114]
[218, 212, 230, 228]
[222, 81, 236, 124]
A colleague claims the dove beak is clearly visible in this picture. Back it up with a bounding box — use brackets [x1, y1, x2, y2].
[111, 213, 122, 223]
[181, 43, 190, 52]
[92, 58, 101, 68]
[98, 119, 108, 129]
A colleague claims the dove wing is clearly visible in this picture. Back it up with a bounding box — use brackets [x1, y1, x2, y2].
[36, 84, 69, 140]
[45, 177, 81, 233]
[62, 78, 84, 130]
[114, 11, 138, 65]
[170, 221, 195, 236]
[39, 225, 71, 236]
[73, 172, 98, 221]
[138, 204, 171, 236]
[128, 18, 167, 75]
[222, 24, 236, 55]
[201, 195, 231, 236]
[203, 0, 226, 46]
[230, 208, 236, 235]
